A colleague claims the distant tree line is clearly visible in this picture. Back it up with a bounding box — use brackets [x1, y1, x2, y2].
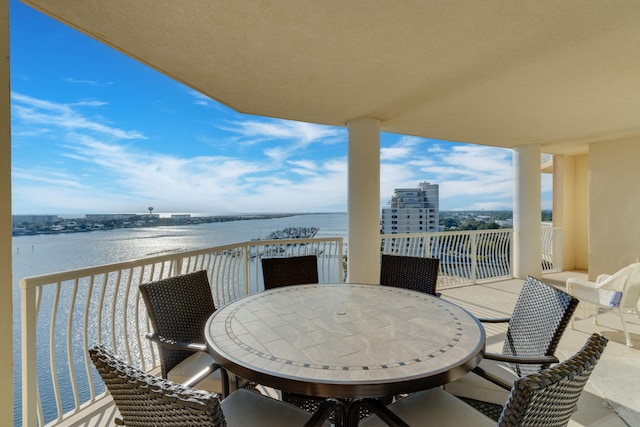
[439, 210, 552, 231]
[12, 213, 300, 236]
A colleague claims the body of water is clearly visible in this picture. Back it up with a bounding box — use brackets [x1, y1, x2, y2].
[12, 212, 347, 424]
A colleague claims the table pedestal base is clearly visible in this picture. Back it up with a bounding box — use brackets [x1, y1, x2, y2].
[346, 398, 409, 427]
[301, 395, 408, 427]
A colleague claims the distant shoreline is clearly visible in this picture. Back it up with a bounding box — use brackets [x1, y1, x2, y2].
[12, 212, 346, 237]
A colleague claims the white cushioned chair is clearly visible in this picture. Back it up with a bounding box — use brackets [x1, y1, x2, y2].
[566, 262, 640, 347]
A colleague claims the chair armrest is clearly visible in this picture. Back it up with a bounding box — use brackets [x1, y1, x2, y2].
[483, 351, 559, 365]
[471, 365, 513, 391]
[477, 317, 511, 323]
[472, 353, 558, 391]
[566, 277, 600, 290]
[145, 333, 207, 352]
[181, 362, 223, 389]
[566, 278, 612, 305]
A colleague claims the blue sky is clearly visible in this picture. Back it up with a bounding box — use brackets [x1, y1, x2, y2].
[10, 1, 552, 216]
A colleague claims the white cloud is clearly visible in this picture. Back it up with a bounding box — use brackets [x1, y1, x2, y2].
[64, 77, 114, 86]
[11, 92, 146, 140]
[287, 160, 319, 176]
[381, 135, 423, 160]
[263, 146, 289, 162]
[12, 166, 86, 189]
[13, 125, 348, 214]
[11, 92, 551, 214]
[379, 139, 519, 210]
[220, 119, 343, 160]
[187, 89, 218, 107]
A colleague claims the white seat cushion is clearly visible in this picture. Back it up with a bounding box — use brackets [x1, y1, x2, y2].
[359, 388, 495, 427]
[442, 358, 515, 404]
[167, 350, 224, 394]
[222, 388, 330, 426]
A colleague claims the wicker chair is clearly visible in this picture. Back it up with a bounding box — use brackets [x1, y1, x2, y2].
[379, 254, 440, 296]
[352, 333, 608, 427]
[567, 262, 640, 347]
[139, 270, 234, 396]
[444, 275, 579, 405]
[88, 344, 335, 427]
[261, 255, 319, 290]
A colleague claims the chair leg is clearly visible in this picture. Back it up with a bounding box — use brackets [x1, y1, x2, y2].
[221, 369, 230, 399]
[618, 307, 633, 347]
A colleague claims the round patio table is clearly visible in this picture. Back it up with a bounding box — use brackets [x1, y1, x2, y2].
[205, 283, 485, 403]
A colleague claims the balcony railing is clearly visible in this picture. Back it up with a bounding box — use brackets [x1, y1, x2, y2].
[19, 227, 562, 426]
[381, 229, 514, 286]
[20, 237, 343, 427]
[541, 224, 563, 273]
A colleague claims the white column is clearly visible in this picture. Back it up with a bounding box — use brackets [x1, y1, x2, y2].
[513, 144, 542, 279]
[0, 0, 12, 424]
[552, 155, 564, 228]
[347, 119, 380, 284]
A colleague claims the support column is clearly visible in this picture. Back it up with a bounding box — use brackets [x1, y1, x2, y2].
[553, 155, 572, 271]
[551, 155, 564, 229]
[347, 119, 380, 284]
[513, 144, 542, 279]
[0, 0, 12, 424]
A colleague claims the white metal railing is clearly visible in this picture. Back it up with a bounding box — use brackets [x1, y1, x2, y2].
[20, 237, 343, 427]
[380, 227, 564, 285]
[380, 229, 514, 287]
[541, 225, 563, 273]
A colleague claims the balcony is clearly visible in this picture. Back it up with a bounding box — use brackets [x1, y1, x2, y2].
[19, 230, 635, 427]
[7, 3, 640, 425]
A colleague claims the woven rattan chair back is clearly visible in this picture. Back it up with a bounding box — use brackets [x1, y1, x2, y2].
[498, 333, 608, 427]
[139, 270, 216, 378]
[380, 254, 440, 296]
[89, 344, 225, 427]
[504, 276, 579, 377]
[261, 255, 319, 290]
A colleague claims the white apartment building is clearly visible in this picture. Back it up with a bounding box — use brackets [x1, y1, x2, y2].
[381, 182, 439, 234]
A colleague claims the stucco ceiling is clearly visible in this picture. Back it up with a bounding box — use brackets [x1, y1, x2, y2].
[22, 0, 640, 155]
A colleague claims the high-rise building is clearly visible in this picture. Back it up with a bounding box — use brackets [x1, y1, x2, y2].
[381, 181, 439, 234]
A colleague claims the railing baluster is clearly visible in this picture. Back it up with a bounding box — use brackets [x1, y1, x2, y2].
[50, 281, 62, 422]
[470, 233, 477, 283]
[134, 274, 146, 372]
[67, 277, 80, 415]
[122, 266, 139, 364]
[20, 279, 39, 427]
[109, 270, 122, 352]
[211, 251, 223, 306]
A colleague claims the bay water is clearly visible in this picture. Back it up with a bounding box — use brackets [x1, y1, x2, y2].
[12, 212, 347, 425]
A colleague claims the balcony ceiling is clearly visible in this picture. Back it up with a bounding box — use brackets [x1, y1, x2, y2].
[22, 0, 640, 155]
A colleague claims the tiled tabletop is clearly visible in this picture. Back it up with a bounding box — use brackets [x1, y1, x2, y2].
[205, 284, 485, 398]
